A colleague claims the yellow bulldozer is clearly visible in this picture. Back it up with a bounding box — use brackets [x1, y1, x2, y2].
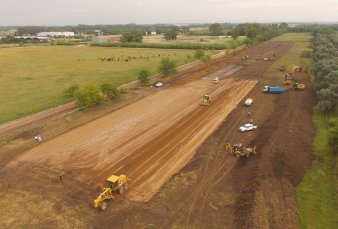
[93, 174, 130, 211]
[201, 95, 211, 106]
[225, 143, 256, 158]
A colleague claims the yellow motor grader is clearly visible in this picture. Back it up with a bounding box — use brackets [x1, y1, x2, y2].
[93, 174, 130, 211]
[225, 143, 256, 158]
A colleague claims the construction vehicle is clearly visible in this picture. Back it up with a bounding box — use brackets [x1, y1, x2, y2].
[225, 143, 257, 158]
[279, 65, 286, 71]
[213, 77, 219, 84]
[292, 66, 306, 73]
[93, 174, 130, 211]
[263, 86, 285, 94]
[293, 82, 305, 90]
[283, 74, 294, 85]
[201, 95, 211, 106]
[241, 55, 249, 60]
[256, 55, 261, 60]
[283, 74, 305, 90]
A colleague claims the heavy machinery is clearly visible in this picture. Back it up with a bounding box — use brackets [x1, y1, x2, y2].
[293, 82, 305, 90]
[93, 174, 130, 210]
[256, 55, 261, 60]
[283, 74, 305, 90]
[201, 95, 211, 106]
[263, 86, 285, 94]
[225, 143, 257, 158]
[292, 66, 306, 73]
[279, 65, 286, 71]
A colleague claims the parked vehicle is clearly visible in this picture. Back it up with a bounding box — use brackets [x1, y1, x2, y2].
[263, 86, 285, 94]
[239, 123, 257, 132]
[244, 98, 253, 106]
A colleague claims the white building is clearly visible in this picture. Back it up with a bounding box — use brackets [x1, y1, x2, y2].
[36, 31, 75, 37]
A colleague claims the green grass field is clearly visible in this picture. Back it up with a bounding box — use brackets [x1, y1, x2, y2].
[0, 46, 197, 123]
[269, 33, 312, 73]
[271, 32, 312, 42]
[297, 110, 338, 229]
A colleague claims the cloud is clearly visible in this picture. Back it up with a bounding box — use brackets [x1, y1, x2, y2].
[69, 8, 92, 13]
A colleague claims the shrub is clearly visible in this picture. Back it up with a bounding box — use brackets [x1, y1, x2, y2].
[202, 54, 211, 62]
[194, 49, 205, 59]
[100, 83, 120, 100]
[64, 83, 80, 97]
[75, 84, 103, 106]
[138, 70, 150, 86]
[159, 58, 176, 76]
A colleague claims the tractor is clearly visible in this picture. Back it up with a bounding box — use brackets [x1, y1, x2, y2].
[93, 174, 130, 211]
[225, 143, 256, 158]
[201, 95, 212, 106]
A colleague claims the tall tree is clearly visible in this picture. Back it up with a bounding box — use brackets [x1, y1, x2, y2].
[209, 23, 223, 36]
[121, 29, 143, 43]
[164, 27, 179, 40]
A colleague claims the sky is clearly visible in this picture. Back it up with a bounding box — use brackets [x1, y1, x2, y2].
[1, 0, 338, 25]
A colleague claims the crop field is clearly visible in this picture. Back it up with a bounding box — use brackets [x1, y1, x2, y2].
[143, 34, 246, 44]
[0, 46, 197, 123]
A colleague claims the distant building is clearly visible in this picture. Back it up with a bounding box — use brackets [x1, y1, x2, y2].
[14, 36, 50, 42]
[36, 31, 75, 37]
[150, 31, 157, 35]
[91, 35, 122, 43]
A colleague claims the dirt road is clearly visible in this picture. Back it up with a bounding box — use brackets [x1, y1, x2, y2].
[0, 41, 315, 228]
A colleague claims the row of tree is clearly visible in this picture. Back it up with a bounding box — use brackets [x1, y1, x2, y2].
[231, 22, 289, 41]
[312, 31, 338, 114]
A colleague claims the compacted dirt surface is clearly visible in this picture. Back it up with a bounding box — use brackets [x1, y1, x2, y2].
[0, 41, 316, 228]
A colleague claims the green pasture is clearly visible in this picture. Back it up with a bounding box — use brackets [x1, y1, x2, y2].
[0, 46, 196, 123]
[268, 33, 312, 74]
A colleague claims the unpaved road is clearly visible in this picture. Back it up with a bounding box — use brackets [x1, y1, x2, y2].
[0, 41, 315, 229]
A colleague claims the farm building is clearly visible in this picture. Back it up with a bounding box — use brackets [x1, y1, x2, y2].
[91, 35, 122, 43]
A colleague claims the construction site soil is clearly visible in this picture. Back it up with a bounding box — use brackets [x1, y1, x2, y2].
[0, 41, 316, 229]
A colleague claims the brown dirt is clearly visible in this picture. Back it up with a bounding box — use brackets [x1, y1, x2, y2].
[0, 41, 316, 228]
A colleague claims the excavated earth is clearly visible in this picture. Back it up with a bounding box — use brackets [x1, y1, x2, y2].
[0, 41, 316, 228]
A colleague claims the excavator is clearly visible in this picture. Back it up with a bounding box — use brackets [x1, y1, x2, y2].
[93, 174, 130, 211]
[201, 95, 212, 106]
[283, 74, 305, 90]
[225, 143, 256, 158]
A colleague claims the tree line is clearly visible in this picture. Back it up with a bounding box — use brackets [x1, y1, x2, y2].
[312, 29, 338, 114]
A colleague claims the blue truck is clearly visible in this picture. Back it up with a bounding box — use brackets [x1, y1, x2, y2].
[263, 86, 285, 94]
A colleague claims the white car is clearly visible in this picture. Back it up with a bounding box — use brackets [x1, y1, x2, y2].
[244, 98, 253, 106]
[239, 123, 257, 132]
[155, 82, 164, 87]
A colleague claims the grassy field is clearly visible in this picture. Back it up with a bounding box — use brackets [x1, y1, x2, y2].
[143, 34, 246, 45]
[297, 110, 338, 229]
[0, 46, 198, 123]
[271, 32, 312, 42]
[269, 32, 338, 228]
[269, 33, 312, 73]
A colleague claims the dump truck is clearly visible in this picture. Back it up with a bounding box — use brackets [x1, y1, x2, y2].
[263, 86, 285, 94]
[225, 143, 257, 158]
[201, 95, 212, 106]
[93, 174, 130, 211]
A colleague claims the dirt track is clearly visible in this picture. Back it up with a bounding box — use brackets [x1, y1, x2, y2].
[0, 41, 316, 228]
